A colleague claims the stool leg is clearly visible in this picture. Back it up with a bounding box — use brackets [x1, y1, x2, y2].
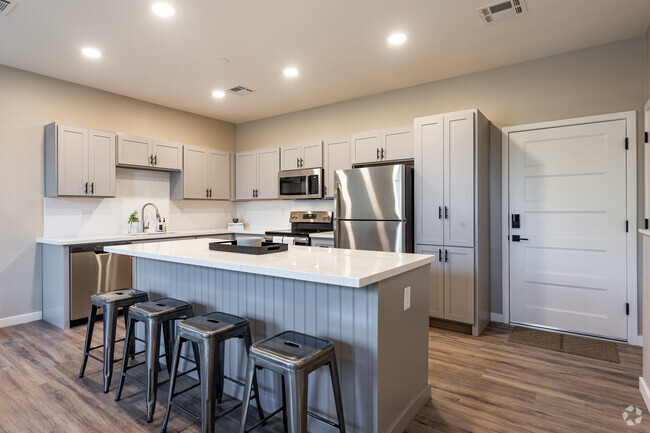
[200, 339, 217, 433]
[102, 303, 119, 393]
[115, 317, 135, 402]
[192, 342, 201, 380]
[160, 334, 184, 433]
[328, 355, 346, 433]
[146, 319, 162, 423]
[238, 356, 256, 433]
[286, 370, 308, 433]
[216, 340, 225, 403]
[243, 328, 265, 422]
[79, 304, 97, 378]
[281, 376, 288, 433]
[162, 320, 173, 374]
[123, 306, 135, 360]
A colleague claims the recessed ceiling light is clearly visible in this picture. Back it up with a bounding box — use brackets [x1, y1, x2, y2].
[81, 47, 102, 59]
[388, 33, 407, 45]
[212, 90, 226, 98]
[283, 67, 299, 78]
[152, 2, 175, 17]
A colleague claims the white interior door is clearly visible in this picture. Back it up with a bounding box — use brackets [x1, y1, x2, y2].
[509, 119, 628, 340]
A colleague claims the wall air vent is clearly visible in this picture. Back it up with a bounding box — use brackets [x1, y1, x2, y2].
[477, 0, 526, 24]
[229, 86, 253, 96]
[0, 0, 17, 16]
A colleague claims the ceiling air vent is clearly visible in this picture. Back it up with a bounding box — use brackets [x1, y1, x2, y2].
[229, 86, 253, 96]
[0, 0, 17, 16]
[477, 0, 526, 24]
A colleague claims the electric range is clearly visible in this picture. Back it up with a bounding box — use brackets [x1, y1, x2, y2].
[264, 211, 333, 246]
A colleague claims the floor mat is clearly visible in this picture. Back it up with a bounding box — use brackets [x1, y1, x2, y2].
[507, 326, 620, 363]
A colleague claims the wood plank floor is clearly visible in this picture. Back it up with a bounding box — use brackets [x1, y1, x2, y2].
[0, 320, 648, 432]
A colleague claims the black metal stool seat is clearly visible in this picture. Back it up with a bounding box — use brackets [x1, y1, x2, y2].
[79, 288, 149, 393]
[239, 331, 346, 433]
[115, 297, 198, 423]
[161, 312, 266, 433]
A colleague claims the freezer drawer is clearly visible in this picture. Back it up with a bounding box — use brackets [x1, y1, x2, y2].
[335, 220, 407, 253]
[70, 245, 133, 321]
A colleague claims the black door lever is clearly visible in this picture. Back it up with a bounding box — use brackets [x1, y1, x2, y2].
[512, 235, 529, 242]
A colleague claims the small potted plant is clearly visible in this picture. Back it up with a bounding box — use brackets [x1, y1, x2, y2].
[127, 210, 140, 234]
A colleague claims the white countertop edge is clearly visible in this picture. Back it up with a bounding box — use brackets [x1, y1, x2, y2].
[104, 244, 434, 288]
[639, 229, 650, 237]
[36, 228, 273, 246]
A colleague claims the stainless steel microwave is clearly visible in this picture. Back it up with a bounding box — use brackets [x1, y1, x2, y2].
[278, 168, 323, 200]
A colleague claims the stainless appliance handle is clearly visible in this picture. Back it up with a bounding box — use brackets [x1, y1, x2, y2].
[333, 180, 341, 248]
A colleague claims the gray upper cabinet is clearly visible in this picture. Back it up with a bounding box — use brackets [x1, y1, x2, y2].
[235, 148, 280, 200]
[171, 145, 230, 200]
[351, 125, 413, 164]
[323, 136, 351, 198]
[45, 122, 116, 197]
[117, 133, 182, 171]
[280, 140, 323, 171]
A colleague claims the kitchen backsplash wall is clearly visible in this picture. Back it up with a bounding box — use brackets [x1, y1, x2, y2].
[43, 168, 235, 237]
[235, 199, 333, 229]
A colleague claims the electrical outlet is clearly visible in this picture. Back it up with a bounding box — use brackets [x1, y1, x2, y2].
[80, 209, 93, 221]
[404, 286, 411, 311]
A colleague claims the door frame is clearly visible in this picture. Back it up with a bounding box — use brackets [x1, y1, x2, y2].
[501, 111, 638, 344]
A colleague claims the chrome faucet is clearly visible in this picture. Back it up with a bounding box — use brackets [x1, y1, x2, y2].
[141, 202, 161, 233]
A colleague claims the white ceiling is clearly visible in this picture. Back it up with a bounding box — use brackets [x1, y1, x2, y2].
[1, 0, 650, 123]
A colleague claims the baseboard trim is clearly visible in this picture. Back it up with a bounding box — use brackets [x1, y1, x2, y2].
[490, 313, 504, 323]
[640, 377, 650, 411]
[0, 311, 42, 328]
[386, 383, 431, 433]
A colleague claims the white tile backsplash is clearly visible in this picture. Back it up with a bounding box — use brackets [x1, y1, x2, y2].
[235, 199, 333, 230]
[43, 168, 235, 237]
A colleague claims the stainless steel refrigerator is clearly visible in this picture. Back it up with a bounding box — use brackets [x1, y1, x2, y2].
[334, 164, 414, 253]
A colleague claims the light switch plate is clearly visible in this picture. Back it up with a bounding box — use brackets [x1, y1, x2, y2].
[404, 286, 411, 311]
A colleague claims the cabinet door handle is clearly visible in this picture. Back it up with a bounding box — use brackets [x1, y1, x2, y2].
[438, 206, 442, 219]
[297, 158, 300, 167]
[153, 155, 157, 165]
[90, 182, 94, 194]
[445, 249, 448, 262]
[377, 148, 380, 160]
[301, 158, 304, 167]
[210, 189, 212, 198]
[438, 248, 442, 262]
[149, 155, 153, 165]
[381, 148, 385, 160]
[84, 182, 88, 194]
[444, 206, 448, 219]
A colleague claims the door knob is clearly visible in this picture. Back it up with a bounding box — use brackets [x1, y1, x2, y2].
[512, 235, 529, 242]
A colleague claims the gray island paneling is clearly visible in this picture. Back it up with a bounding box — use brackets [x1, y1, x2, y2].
[107, 239, 433, 433]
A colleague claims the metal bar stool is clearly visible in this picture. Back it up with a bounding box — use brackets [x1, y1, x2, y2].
[239, 331, 346, 433]
[79, 288, 149, 393]
[161, 312, 267, 433]
[115, 297, 198, 422]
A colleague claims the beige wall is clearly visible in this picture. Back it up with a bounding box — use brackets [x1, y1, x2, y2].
[237, 37, 647, 315]
[0, 64, 236, 321]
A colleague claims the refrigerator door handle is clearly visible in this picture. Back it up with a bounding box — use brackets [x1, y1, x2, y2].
[333, 180, 341, 247]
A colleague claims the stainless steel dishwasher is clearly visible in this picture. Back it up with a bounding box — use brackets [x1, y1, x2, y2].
[70, 243, 133, 321]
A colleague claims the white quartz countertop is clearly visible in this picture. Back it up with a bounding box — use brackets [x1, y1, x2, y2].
[639, 229, 650, 237]
[36, 228, 271, 246]
[105, 238, 434, 287]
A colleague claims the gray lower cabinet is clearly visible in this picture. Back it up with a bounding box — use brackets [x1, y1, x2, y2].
[417, 245, 474, 324]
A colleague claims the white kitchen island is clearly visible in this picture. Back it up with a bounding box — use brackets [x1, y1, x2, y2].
[105, 238, 433, 433]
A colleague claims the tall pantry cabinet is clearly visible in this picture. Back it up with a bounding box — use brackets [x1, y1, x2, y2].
[414, 109, 490, 336]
